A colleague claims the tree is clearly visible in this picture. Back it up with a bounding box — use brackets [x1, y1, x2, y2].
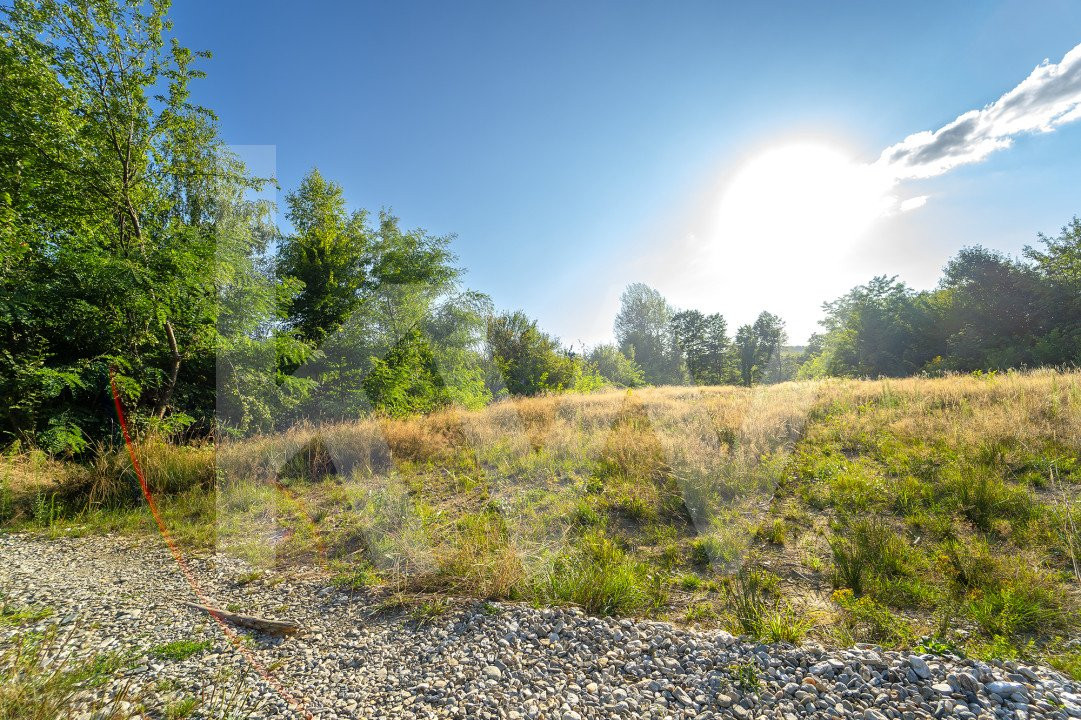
[802, 276, 936, 378]
[614, 283, 685, 385]
[276, 169, 371, 344]
[588, 344, 644, 387]
[362, 329, 448, 417]
[486, 311, 580, 396]
[731, 312, 786, 386]
[0, 0, 271, 448]
[937, 246, 1045, 370]
[1026, 217, 1081, 365]
[670, 310, 728, 385]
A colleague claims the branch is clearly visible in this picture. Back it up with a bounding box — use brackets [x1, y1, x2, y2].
[179, 600, 301, 636]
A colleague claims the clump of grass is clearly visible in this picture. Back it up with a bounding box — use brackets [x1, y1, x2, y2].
[164, 696, 199, 720]
[0, 598, 53, 627]
[967, 585, 1065, 638]
[829, 518, 913, 598]
[942, 466, 1032, 533]
[752, 518, 788, 545]
[538, 532, 666, 616]
[1048, 648, 1081, 682]
[330, 563, 379, 592]
[683, 602, 717, 624]
[0, 627, 135, 719]
[831, 588, 914, 647]
[409, 597, 452, 625]
[570, 498, 605, 528]
[721, 567, 810, 643]
[150, 639, 212, 661]
[413, 508, 526, 600]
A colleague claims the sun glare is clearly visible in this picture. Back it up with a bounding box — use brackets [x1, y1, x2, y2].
[716, 143, 891, 262]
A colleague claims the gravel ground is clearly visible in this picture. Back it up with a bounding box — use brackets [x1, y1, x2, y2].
[1, 533, 1079, 720]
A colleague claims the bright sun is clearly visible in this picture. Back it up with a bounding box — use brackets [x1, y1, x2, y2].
[716, 143, 891, 263]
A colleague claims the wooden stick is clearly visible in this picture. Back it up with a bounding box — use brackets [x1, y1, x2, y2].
[180, 600, 301, 636]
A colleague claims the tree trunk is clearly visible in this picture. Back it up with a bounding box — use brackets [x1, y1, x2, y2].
[155, 320, 181, 419]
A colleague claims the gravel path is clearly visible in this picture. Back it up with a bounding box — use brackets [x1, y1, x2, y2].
[1, 533, 1079, 720]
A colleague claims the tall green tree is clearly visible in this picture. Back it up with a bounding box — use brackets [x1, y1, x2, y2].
[276, 171, 488, 420]
[614, 283, 685, 385]
[731, 312, 786, 386]
[670, 309, 728, 385]
[486, 311, 581, 396]
[799, 276, 936, 378]
[1026, 217, 1081, 365]
[0, 0, 271, 449]
[276, 169, 371, 344]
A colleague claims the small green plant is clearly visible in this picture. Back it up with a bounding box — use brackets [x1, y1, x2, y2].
[234, 570, 264, 586]
[832, 588, 913, 647]
[915, 635, 962, 657]
[30, 493, 59, 528]
[731, 661, 761, 692]
[684, 602, 717, 623]
[410, 597, 451, 625]
[538, 531, 667, 616]
[675, 573, 703, 591]
[164, 696, 199, 720]
[150, 640, 212, 661]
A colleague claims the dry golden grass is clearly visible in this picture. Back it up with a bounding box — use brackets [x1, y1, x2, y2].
[3, 370, 1079, 665]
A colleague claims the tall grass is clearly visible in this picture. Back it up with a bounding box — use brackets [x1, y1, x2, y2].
[1, 369, 1079, 660]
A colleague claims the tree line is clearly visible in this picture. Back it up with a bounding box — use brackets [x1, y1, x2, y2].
[1, 0, 1078, 456]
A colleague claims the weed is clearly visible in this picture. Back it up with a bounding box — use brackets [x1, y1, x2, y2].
[538, 532, 667, 616]
[731, 661, 761, 692]
[164, 696, 199, 720]
[0, 626, 136, 719]
[831, 588, 913, 647]
[410, 597, 451, 625]
[150, 640, 212, 662]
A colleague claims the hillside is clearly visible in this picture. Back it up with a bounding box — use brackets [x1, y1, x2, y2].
[2, 371, 1080, 671]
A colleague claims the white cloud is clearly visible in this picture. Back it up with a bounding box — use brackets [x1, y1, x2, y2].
[877, 42, 1081, 180]
[899, 195, 928, 212]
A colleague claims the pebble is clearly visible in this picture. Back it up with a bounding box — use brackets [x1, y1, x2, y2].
[0, 534, 1076, 720]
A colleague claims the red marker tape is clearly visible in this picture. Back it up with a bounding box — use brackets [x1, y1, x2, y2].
[109, 369, 313, 719]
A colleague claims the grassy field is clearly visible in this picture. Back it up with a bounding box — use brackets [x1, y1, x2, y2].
[2, 370, 1080, 675]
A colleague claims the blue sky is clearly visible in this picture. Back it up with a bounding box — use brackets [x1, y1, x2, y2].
[171, 1, 1081, 344]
